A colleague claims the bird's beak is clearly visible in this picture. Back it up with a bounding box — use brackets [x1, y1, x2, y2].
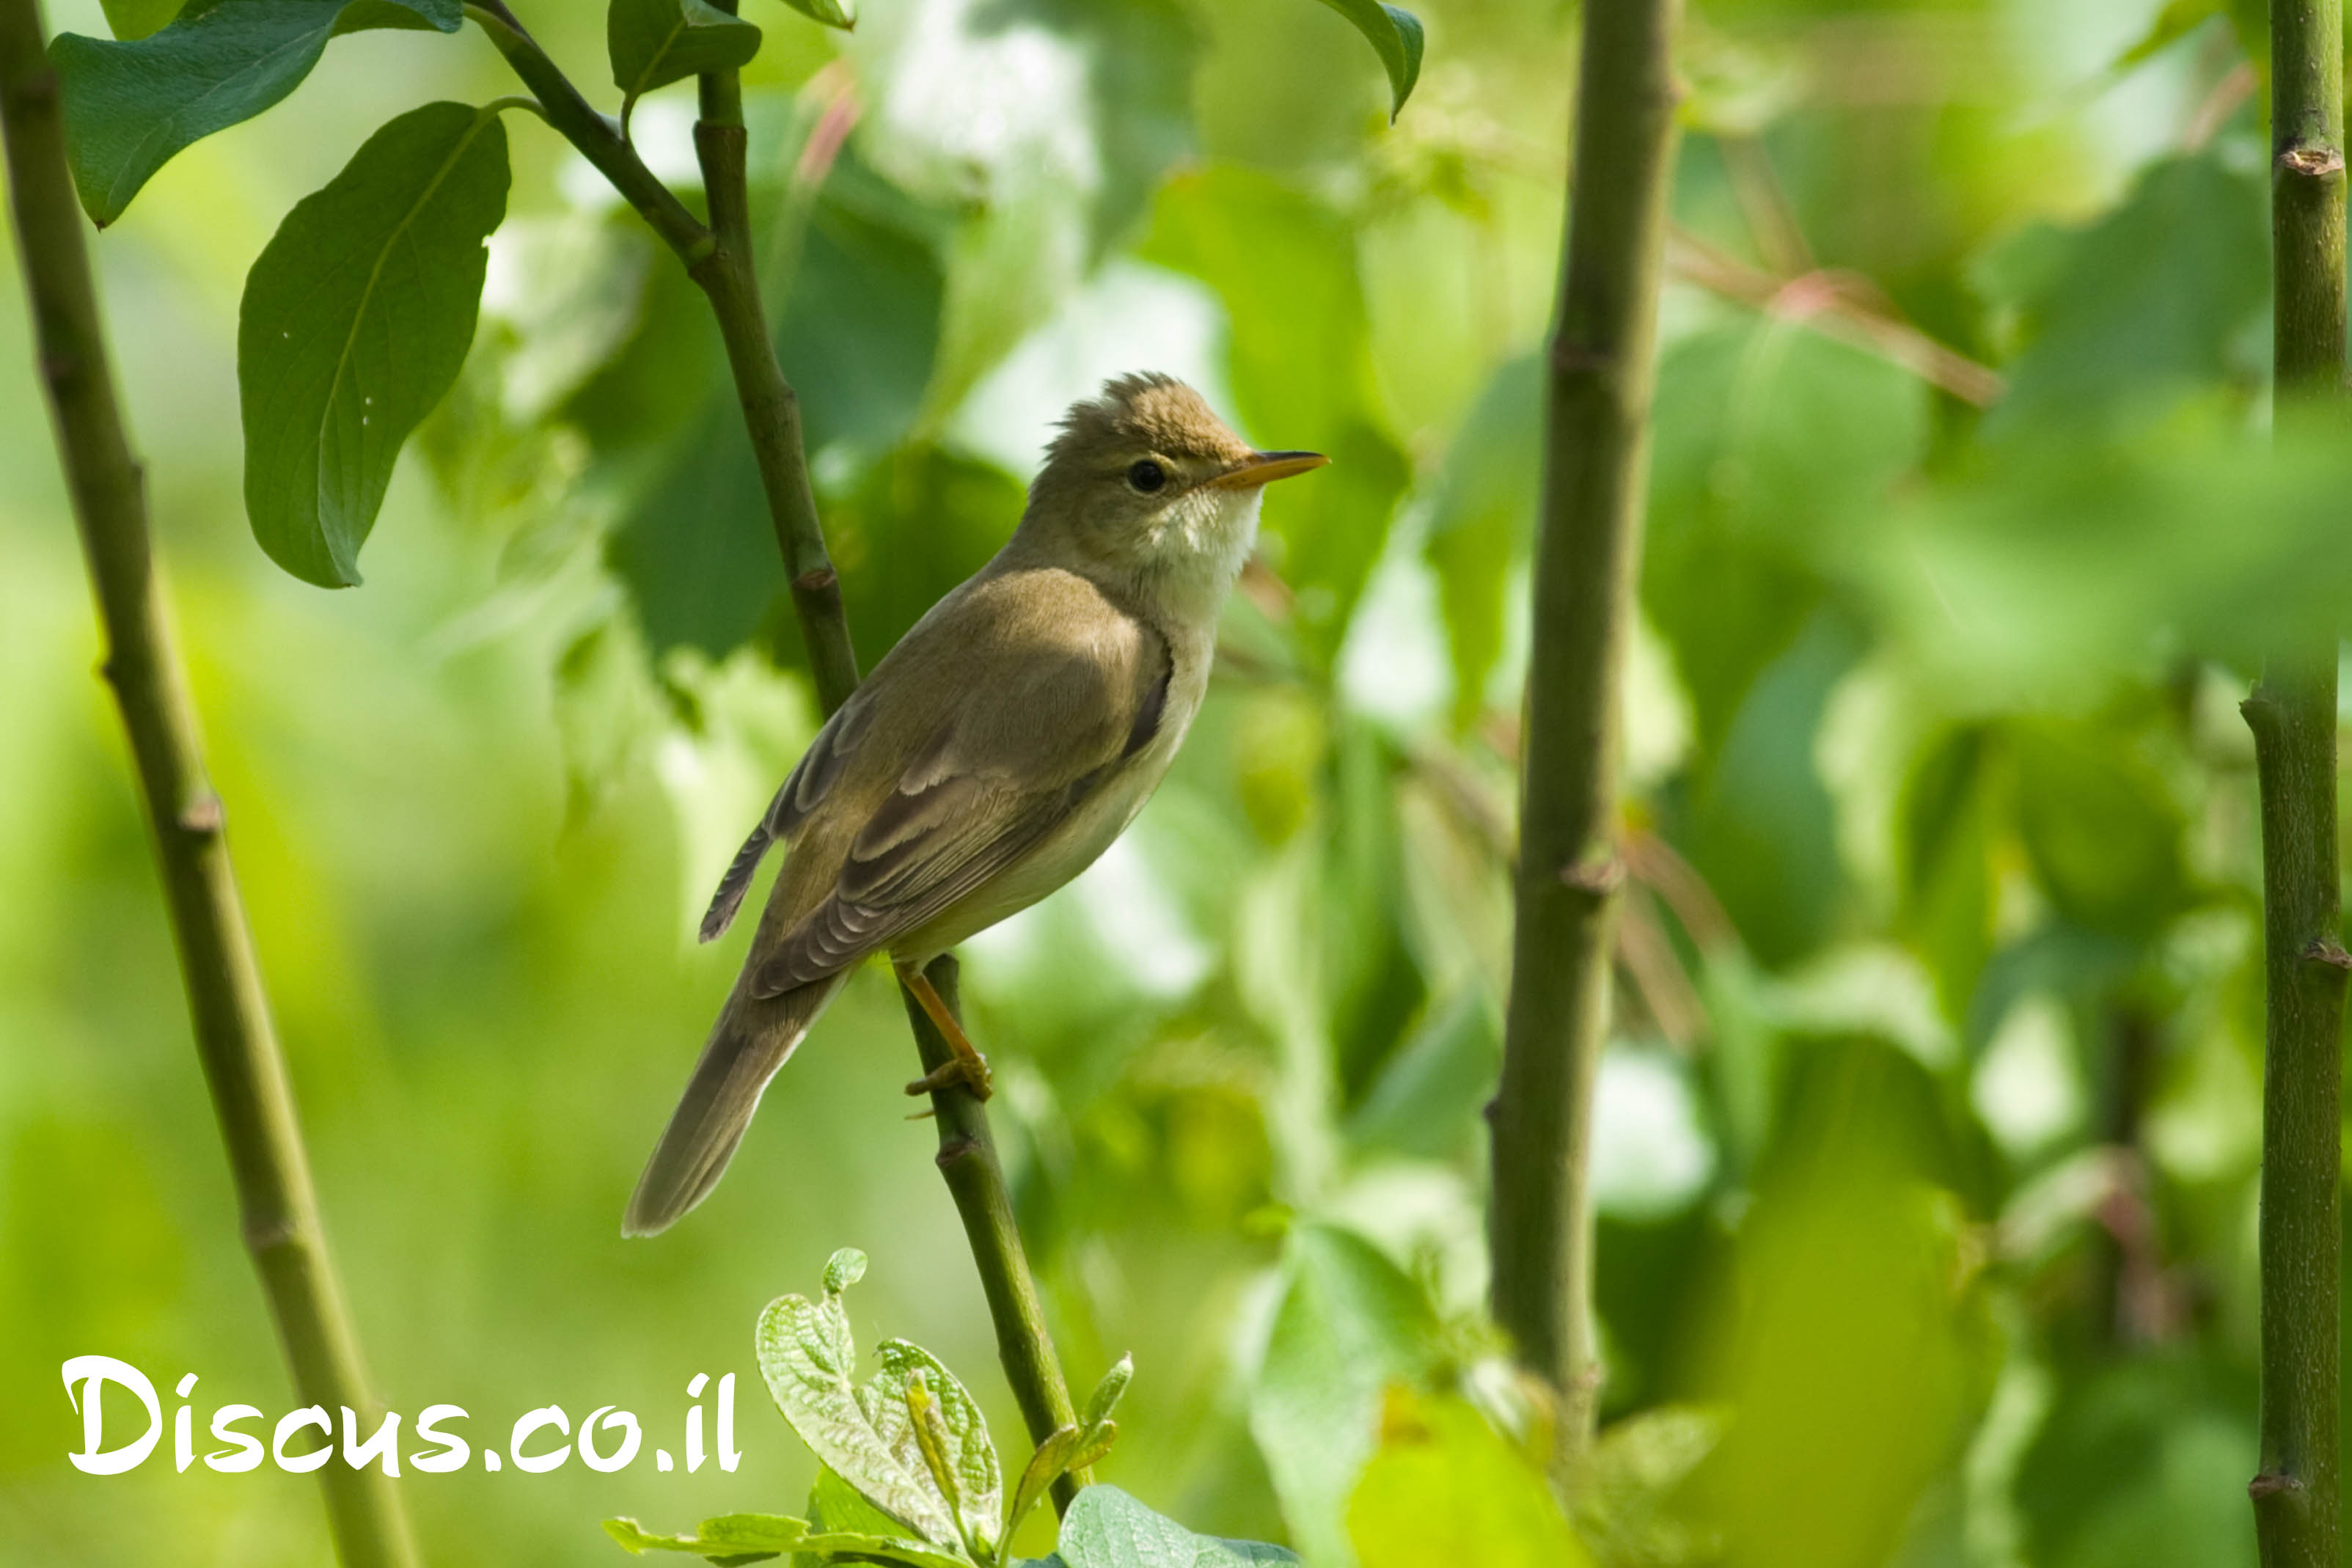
[1208, 450, 1330, 489]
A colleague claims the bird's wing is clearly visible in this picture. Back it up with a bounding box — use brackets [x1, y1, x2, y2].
[699, 690, 879, 941]
[748, 577, 1171, 996]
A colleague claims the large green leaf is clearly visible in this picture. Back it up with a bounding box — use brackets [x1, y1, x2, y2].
[237, 100, 509, 587]
[608, 0, 763, 132]
[1308, 1, 1423, 120]
[1048, 1486, 1300, 1568]
[1248, 1224, 1437, 1567]
[52, 0, 462, 227]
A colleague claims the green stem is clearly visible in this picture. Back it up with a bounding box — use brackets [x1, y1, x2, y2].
[2249, 6, 2347, 1565]
[1488, 0, 1682, 1478]
[464, 1, 713, 265]
[2245, 664, 2344, 1568]
[687, 45, 860, 711]
[901, 959, 1091, 1512]
[0, 7, 418, 1567]
[469, 2, 1080, 1506]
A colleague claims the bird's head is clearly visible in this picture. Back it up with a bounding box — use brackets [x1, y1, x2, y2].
[1022, 373, 1325, 598]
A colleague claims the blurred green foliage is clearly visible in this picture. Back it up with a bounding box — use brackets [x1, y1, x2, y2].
[1, 0, 2342, 1566]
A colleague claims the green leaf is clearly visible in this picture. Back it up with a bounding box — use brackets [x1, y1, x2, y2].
[1248, 1223, 1438, 1567]
[237, 100, 510, 587]
[824, 1246, 868, 1294]
[1066, 1421, 1117, 1473]
[1975, 153, 2266, 437]
[2109, 0, 2219, 70]
[1005, 1426, 1083, 1548]
[753, 1253, 965, 1549]
[2014, 1360, 2256, 1568]
[2009, 719, 2188, 942]
[772, 0, 854, 29]
[607, 1513, 810, 1558]
[810, 1462, 920, 1539]
[95, 0, 185, 41]
[1895, 725, 1997, 1019]
[1346, 1392, 1591, 1568]
[1080, 1353, 1132, 1433]
[605, 1512, 974, 1567]
[1308, 0, 1423, 120]
[1572, 1406, 1726, 1568]
[1052, 1486, 1301, 1568]
[608, 0, 762, 133]
[52, 0, 462, 226]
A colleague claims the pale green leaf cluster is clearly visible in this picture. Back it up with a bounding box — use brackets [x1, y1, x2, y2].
[609, 1249, 1182, 1568]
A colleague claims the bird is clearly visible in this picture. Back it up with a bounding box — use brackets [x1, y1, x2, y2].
[623, 373, 1327, 1237]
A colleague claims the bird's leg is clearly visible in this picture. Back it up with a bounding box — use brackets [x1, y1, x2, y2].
[897, 959, 994, 1100]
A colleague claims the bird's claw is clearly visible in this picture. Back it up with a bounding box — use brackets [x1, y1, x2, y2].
[905, 1052, 993, 1101]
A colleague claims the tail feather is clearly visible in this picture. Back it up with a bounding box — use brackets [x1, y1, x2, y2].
[623, 975, 843, 1237]
[700, 819, 777, 943]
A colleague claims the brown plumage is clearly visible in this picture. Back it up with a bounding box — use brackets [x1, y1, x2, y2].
[625, 374, 1327, 1236]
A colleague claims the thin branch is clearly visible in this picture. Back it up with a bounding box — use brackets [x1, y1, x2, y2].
[463, 1, 713, 265]
[901, 959, 1091, 1509]
[686, 27, 859, 709]
[1490, 0, 1684, 1478]
[1666, 226, 2004, 407]
[2249, 2, 2346, 1562]
[0, 7, 418, 1567]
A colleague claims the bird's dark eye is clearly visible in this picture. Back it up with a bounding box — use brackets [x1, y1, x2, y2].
[1127, 458, 1167, 493]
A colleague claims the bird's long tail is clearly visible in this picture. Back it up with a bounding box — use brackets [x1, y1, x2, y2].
[623, 972, 845, 1237]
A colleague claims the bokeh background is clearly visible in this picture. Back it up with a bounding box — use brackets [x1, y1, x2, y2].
[1, 0, 2342, 1564]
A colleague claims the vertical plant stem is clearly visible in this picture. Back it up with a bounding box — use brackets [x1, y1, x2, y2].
[901, 958, 1090, 1508]
[2249, 4, 2348, 1564]
[1489, 0, 1682, 1474]
[0, 7, 418, 1568]
[688, 36, 860, 711]
[468, 4, 1083, 1491]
